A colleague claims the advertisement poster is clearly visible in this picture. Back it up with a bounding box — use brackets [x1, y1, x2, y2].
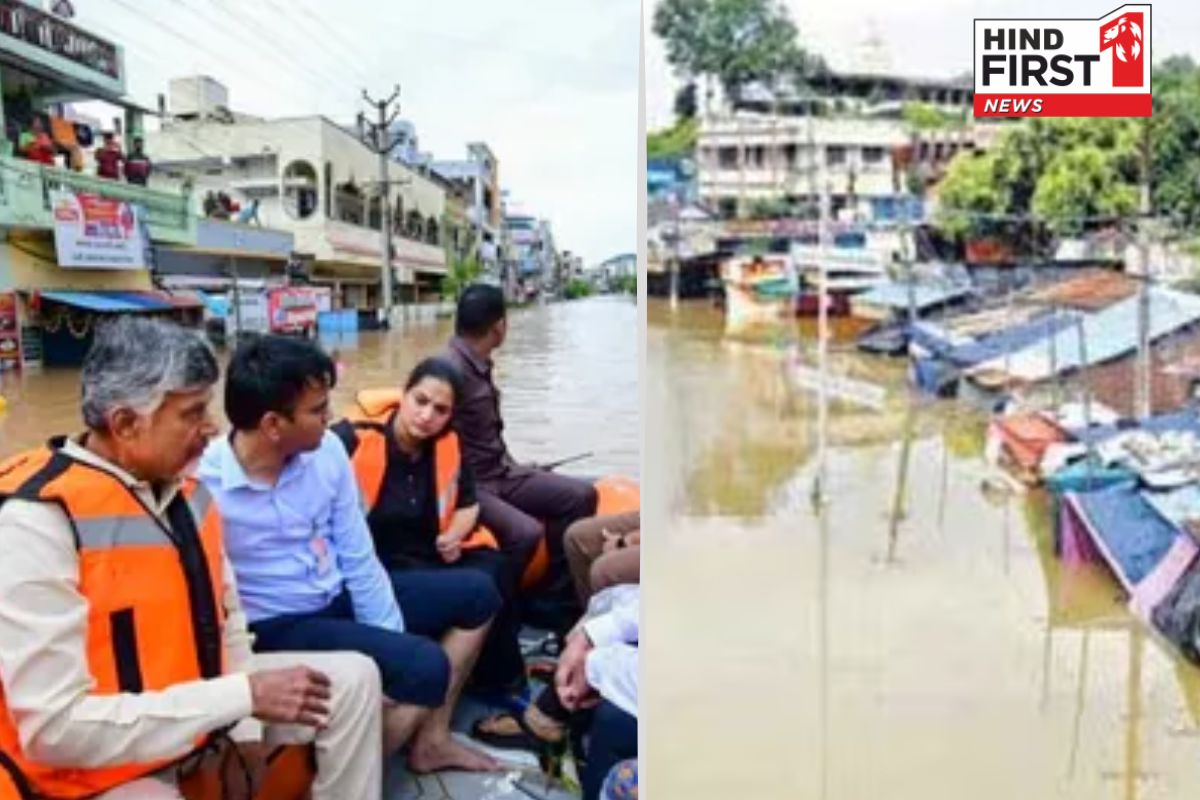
[267, 287, 328, 334]
[51, 191, 147, 270]
[0, 292, 21, 370]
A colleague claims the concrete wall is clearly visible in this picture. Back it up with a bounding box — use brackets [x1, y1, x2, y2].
[0, 232, 151, 291]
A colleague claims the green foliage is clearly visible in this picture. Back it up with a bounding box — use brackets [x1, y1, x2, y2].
[613, 274, 638, 294]
[934, 152, 1005, 238]
[935, 57, 1200, 243]
[652, 0, 821, 104]
[441, 256, 483, 301]
[646, 117, 700, 159]
[1151, 56, 1200, 229]
[902, 102, 965, 131]
[1032, 146, 1138, 236]
[564, 279, 594, 300]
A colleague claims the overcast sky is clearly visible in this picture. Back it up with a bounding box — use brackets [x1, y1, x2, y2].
[69, 0, 638, 267]
[646, 0, 1200, 129]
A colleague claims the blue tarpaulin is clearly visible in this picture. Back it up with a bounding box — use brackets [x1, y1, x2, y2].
[1070, 482, 1178, 585]
[40, 291, 174, 313]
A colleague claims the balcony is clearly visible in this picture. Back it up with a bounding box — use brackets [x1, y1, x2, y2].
[0, 155, 195, 244]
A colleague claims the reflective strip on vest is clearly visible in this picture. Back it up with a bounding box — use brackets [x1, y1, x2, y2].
[186, 483, 214, 528]
[436, 466, 460, 523]
[75, 516, 173, 550]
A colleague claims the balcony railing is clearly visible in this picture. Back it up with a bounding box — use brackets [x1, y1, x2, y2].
[0, 155, 194, 243]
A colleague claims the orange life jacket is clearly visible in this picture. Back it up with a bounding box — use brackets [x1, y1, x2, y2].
[0, 442, 227, 799]
[339, 389, 642, 590]
[335, 416, 498, 552]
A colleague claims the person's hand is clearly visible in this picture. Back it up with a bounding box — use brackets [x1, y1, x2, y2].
[436, 528, 469, 563]
[555, 631, 594, 710]
[437, 538, 462, 563]
[247, 666, 331, 727]
[601, 528, 623, 554]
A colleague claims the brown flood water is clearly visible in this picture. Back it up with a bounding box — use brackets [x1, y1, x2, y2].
[0, 296, 639, 481]
[644, 299, 1200, 800]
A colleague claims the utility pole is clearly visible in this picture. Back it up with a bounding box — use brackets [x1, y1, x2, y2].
[812, 176, 831, 506]
[229, 230, 244, 341]
[359, 85, 403, 329]
[1135, 119, 1153, 419]
[669, 191, 680, 311]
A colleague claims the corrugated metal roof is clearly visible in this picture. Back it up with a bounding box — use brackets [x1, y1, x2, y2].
[968, 287, 1200, 382]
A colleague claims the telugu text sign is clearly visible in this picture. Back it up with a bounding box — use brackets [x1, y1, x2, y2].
[52, 191, 147, 270]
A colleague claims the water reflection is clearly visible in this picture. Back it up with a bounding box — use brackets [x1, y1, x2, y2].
[0, 297, 639, 481]
[645, 298, 1200, 799]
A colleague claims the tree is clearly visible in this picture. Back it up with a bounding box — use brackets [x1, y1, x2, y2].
[1151, 56, 1200, 229]
[647, 116, 700, 159]
[934, 57, 1200, 249]
[653, 0, 818, 114]
[674, 82, 698, 119]
[935, 118, 1139, 243]
[442, 255, 483, 300]
[934, 151, 1006, 239]
[1032, 146, 1138, 236]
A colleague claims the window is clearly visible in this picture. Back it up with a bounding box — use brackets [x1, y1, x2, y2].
[783, 144, 798, 168]
[717, 147, 739, 169]
[334, 181, 364, 225]
[862, 147, 885, 165]
[282, 160, 318, 220]
[825, 146, 847, 167]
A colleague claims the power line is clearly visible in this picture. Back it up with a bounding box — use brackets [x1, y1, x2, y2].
[184, 0, 361, 110]
[266, 0, 369, 82]
[78, 0, 320, 112]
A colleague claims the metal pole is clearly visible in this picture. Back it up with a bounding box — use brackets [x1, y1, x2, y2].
[904, 139, 916, 326]
[670, 192, 680, 311]
[361, 86, 402, 329]
[813, 177, 830, 504]
[229, 253, 242, 340]
[376, 114, 395, 328]
[1136, 120, 1153, 418]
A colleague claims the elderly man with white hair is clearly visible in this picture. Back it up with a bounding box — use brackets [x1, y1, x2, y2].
[0, 316, 383, 799]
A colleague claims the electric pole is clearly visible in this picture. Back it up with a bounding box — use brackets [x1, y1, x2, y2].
[359, 85, 403, 328]
[1135, 119, 1153, 419]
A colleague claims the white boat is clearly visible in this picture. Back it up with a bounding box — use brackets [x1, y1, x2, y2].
[720, 253, 799, 325]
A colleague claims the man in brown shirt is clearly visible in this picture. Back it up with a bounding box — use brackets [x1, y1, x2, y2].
[443, 285, 597, 587]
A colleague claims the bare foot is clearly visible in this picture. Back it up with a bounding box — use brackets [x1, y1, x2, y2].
[408, 735, 501, 774]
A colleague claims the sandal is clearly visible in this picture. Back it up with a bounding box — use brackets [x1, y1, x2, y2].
[527, 660, 557, 684]
[470, 711, 565, 756]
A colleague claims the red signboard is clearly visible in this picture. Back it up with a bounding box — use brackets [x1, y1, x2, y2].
[0, 292, 22, 370]
[267, 287, 323, 335]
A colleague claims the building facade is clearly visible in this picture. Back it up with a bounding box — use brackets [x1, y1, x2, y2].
[696, 71, 995, 222]
[148, 78, 450, 309]
[432, 142, 502, 278]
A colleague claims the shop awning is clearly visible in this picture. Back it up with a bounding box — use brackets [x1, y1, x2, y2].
[38, 290, 203, 312]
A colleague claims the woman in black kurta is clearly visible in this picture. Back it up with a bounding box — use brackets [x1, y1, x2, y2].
[332, 357, 525, 692]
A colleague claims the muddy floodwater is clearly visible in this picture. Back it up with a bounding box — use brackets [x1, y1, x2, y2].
[0, 296, 639, 481]
[644, 299, 1200, 799]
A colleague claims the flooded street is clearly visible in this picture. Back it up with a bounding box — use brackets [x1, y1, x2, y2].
[644, 299, 1200, 799]
[0, 297, 639, 481]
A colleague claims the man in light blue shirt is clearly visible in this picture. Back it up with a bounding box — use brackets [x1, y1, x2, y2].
[199, 334, 502, 773]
